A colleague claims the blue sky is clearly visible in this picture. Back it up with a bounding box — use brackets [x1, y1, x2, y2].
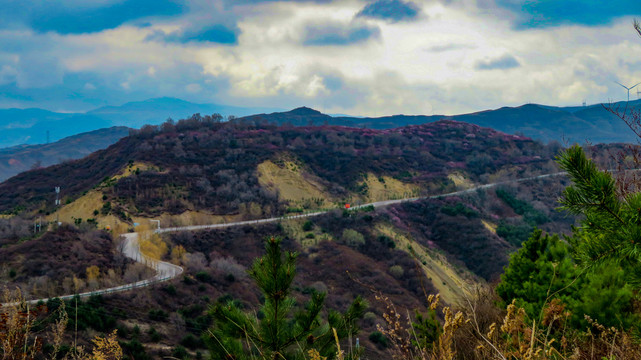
[0, 0, 640, 115]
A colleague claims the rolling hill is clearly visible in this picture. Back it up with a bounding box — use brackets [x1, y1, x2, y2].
[1, 98, 639, 152]
[0, 97, 281, 148]
[241, 100, 641, 144]
[0, 126, 131, 182]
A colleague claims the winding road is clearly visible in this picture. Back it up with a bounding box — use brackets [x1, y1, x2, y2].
[8, 233, 183, 306]
[7, 170, 569, 306]
[157, 171, 569, 234]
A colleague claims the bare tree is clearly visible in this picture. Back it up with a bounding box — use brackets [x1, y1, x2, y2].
[603, 19, 641, 196]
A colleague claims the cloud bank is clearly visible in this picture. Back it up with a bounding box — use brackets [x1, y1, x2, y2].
[0, 0, 639, 116]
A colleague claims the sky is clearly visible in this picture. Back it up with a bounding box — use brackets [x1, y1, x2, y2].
[0, 0, 640, 116]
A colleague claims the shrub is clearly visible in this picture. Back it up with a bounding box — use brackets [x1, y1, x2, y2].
[148, 309, 168, 322]
[363, 311, 378, 326]
[377, 235, 396, 248]
[163, 285, 177, 296]
[100, 201, 111, 215]
[195, 271, 212, 283]
[496, 221, 533, 246]
[147, 327, 161, 342]
[440, 203, 479, 218]
[172, 346, 189, 360]
[369, 331, 389, 349]
[341, 229, 365, 247]
[302, 220, 313, 231]
[389, 265, 405, 279]
[180, 333, 201, 349]
[121, 338, 151, 360]
[210, 257, 247, 280]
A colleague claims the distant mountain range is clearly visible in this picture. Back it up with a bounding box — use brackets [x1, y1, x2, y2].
[240, 100, 641, 144]
[0, 127, 131, 182]
[0, 97, 281, 148]
[4, 97, 641, 149]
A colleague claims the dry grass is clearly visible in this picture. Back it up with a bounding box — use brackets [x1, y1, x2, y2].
[111, 161, 155, 180]
[447, 173, 473, 189]
[257, 159, 333, 206]
[278, 217, 334, 248]
[0, 287, 123, 360]
[45, 162, 158, 236]
[372, 284, 641, 360]
[44, 189, 131, 236]
[360, 173, 419, 203]
[48, 190, 103, 224]
[375, 224, 474, 305]
[481, 220, 497, 235]
[137, 210, 240, 229]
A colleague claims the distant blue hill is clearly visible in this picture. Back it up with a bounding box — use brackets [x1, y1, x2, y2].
[241, 100, 641, 144]
[0, 97, 281, 148]
[0, 126, 131, 182]
[2, 97, 640, 148]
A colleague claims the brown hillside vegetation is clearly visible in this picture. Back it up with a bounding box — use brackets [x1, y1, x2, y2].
[0, 116, 596, 359]
[0, 117, 558, 222]
[0, 225, 151, 299]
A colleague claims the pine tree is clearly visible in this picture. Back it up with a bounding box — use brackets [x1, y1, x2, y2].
[496, 229, 637, 329]
[557, 145, 641, 287]
[204, 236, 367, 360]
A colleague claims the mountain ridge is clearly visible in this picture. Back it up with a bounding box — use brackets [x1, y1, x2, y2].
[0, 97, 282, 148]
[0, 126, 131, 182]
[242, 100, 641, 144]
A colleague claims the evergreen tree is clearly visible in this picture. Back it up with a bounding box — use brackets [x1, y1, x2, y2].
[558, 145, 641, 287]
[496, 229, 637, 329]
[496, 229, 576, 321]
[204, 236, 367, 360]
[411, 309, 441, 350]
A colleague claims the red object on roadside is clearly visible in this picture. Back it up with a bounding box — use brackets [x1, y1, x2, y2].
[345, 203, 350, 209]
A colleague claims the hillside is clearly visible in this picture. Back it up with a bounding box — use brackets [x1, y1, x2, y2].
[0, 98, 281, 148]
[0, 126, 131, 182]
[0, 118, 556, 217]
[242, 100, 641, 144]
[0, 117, 573, 286]
[0, 117, 583, 358]
[1, 98, 639, 152]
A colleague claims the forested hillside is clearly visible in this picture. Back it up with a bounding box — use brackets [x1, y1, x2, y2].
[0, 115, 594, 358]
[0, 116, 558, 217]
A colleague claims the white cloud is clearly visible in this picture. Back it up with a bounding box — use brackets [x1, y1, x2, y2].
[185, 83, 202, 93]
[0, 65, 17, 85]
[16, 54, 64, 88]
[1, 0, 641, 115]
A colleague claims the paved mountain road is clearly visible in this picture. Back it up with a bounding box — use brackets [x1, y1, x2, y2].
[5, 233, 183, 306]
[157, 171, 569, 234]
[4, 170, 570, 306]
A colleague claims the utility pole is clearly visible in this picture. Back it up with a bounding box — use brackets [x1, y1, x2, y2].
[55, 187, 61, 226]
